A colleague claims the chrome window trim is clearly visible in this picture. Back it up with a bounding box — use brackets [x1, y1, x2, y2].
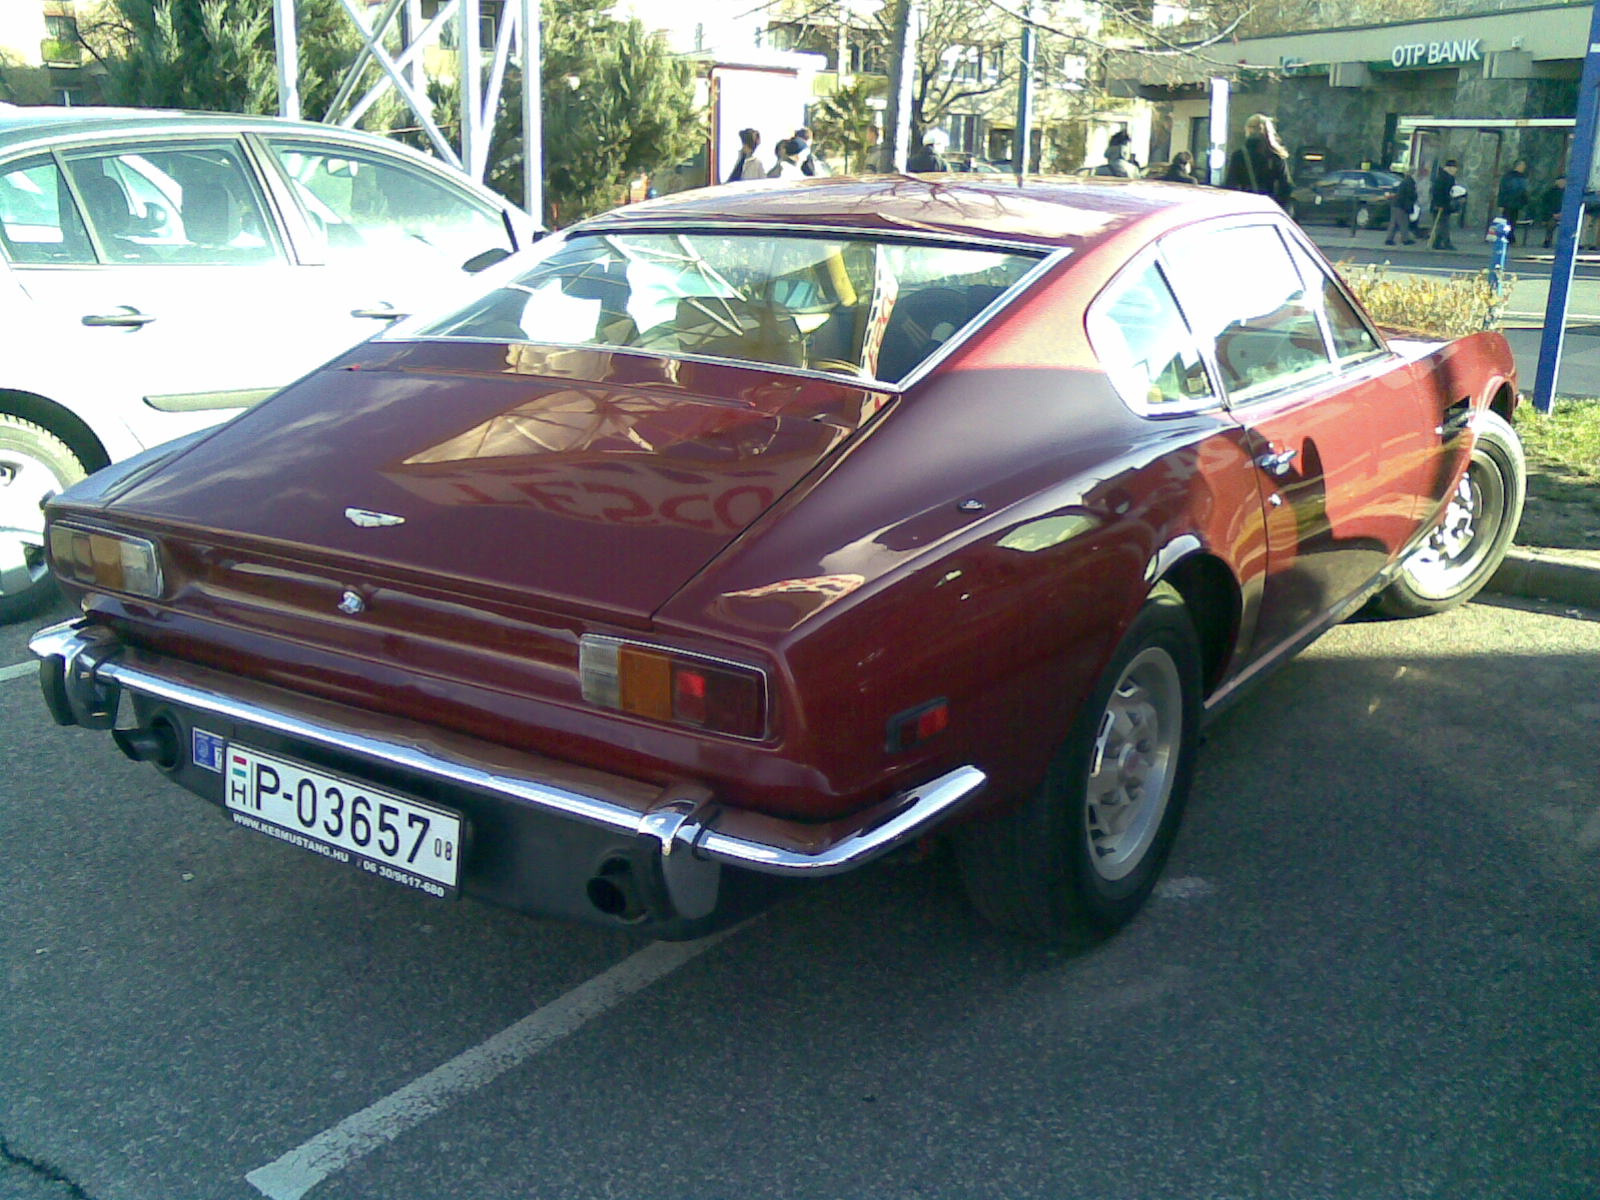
[1087, 245, 1227, 419]
[1276, 218, 1393, 358]
[42, 136, 291, 269]
[390, 227, 1070, 394]
[1156, 214, 1400, 412]
[572, 219, 1060, 257]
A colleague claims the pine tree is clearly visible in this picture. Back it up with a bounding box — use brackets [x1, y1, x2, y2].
[89, 0, 394, 125]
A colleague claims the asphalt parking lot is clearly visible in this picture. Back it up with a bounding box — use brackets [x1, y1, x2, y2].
[4, 593, 1599, 1200]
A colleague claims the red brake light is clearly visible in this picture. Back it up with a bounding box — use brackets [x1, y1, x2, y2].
[580, 637, 769, 739]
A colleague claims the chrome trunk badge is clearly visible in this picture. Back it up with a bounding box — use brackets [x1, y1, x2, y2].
[338, 591, 367, 615]
[344, 507, 405, 528]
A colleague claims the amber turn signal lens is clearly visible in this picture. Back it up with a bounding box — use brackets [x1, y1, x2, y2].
[580, 636, 768, 739]
[46, 524, 163, 599]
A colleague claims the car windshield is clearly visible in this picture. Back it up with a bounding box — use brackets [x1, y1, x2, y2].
[414, 231, 1043, 384]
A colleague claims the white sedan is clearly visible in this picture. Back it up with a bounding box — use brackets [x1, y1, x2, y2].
[0, 107, 538, 620]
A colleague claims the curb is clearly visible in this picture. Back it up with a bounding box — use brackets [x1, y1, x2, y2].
[1488, 547, 1600, 609]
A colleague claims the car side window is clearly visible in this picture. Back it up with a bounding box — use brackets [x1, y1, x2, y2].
[61, 144, 280, 266]
[0, 155, 93, 264]
[1086, 258, 1216, 413]
[1283, 238, 1384, 363]
[263, 141, 507, 268]
[1161, 223, 1333, 403]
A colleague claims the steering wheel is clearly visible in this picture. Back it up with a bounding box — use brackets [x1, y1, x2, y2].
[808, 357, 867, 377]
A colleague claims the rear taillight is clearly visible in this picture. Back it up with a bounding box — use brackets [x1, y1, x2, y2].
[47, 523, 163, 599]
[579, 636, 768, 739]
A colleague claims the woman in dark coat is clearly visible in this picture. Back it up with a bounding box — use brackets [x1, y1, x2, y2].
[1223, 113, 1292, 207]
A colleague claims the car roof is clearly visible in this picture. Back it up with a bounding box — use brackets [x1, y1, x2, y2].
[581, 173, 1278, 250]
[0, 105, 427, 157]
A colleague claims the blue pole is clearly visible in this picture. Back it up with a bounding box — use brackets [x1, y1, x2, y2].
[1533, 0, 1600, 413]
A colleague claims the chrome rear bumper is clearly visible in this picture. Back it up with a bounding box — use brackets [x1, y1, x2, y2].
[29, 619, 986, 880]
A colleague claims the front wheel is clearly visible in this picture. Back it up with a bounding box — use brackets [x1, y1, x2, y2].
[0, 414, 87, 623]
[1373, 410, 1525, 618]
[956, 586, 1202, 939]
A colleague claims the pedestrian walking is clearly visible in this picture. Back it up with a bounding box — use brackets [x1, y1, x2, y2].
[907, 129, 951, 173]
[1159, 151, 1199, 184]
[1429, 158, 1460, 249]
[1383, 167, 1418, 245]
[1095, 130, 1140, 178]
[725, 128, 768, 182]
[1222, 113, 1292, 207]
[1496, 158, 1530, 244]
[767, 138, 806, 181]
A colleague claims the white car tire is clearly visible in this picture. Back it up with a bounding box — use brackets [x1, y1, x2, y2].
[0, 414, 86, 622]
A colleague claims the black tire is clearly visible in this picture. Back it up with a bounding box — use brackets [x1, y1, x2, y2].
[0, 414, 86, 624]
[1373, 410, 1525, 618]
[956, 585, 1203, 940]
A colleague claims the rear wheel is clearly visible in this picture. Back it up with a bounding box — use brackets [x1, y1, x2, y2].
[0, 414, 86, 623]
[1373, 410, 1524, 617]
[956, 586, 1202, 939]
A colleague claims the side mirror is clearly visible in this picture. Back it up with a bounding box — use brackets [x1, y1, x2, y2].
[462, 247, 512, 274]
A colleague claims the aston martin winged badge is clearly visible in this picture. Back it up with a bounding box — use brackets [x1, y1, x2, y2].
[344, 507, 406, 528]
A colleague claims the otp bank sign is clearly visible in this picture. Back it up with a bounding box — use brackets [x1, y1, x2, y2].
[1391, 38, 1484, 68]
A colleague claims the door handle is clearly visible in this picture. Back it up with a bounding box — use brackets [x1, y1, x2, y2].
[1255, 446, 1298, 476]
[82, 307, 156, 328]
[350, 305, 407, 321]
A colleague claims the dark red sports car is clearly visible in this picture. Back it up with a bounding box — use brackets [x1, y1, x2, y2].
[30, 175, 1524, 939]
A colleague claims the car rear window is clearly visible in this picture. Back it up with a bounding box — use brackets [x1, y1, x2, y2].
[412, 232, 1042, 384]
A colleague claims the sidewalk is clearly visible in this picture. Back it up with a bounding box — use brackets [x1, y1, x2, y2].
[1490, 547, 1600, 609]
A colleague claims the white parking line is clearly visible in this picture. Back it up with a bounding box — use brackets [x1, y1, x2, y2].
[1, 661, 35, 683]
[245, 923, 749, 1200]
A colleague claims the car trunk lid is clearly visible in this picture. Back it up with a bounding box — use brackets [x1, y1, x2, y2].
[105, 340, 891, 623]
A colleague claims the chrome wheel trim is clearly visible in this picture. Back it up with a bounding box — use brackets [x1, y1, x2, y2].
[1084, 645, 1183, 882]
[0, 448, 63, 597]
[1403, 459, 1504, 600]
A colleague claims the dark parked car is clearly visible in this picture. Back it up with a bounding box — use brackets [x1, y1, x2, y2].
[1287, 168, 1403, 230]
[30, 176, 1524, 942]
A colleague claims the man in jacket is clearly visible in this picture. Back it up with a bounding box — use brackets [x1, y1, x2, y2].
[1384, 169, 1418, 246]
[907, 129, 951, 173]
[1429, 159, 1460, 250]
[1497, 159, 1530, 244]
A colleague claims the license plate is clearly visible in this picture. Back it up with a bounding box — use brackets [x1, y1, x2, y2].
[224, 746, 463, 898]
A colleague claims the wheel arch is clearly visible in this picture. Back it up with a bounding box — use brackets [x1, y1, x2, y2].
[1156, 550, 1241, 698]
[0, 389, 111, 473]
[1488, 380, 1516, 424]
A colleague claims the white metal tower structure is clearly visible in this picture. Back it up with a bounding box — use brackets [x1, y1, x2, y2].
[272, 0, 542, 222]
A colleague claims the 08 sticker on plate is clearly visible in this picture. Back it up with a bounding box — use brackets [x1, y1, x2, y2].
[224, 745, 462, 898]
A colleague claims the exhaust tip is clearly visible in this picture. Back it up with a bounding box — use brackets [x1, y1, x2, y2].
[112, 714, 180, 771]
[586, 858, 647, 923]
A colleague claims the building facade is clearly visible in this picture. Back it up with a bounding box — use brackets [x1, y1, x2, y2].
[1131, 3, 1584, 223]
